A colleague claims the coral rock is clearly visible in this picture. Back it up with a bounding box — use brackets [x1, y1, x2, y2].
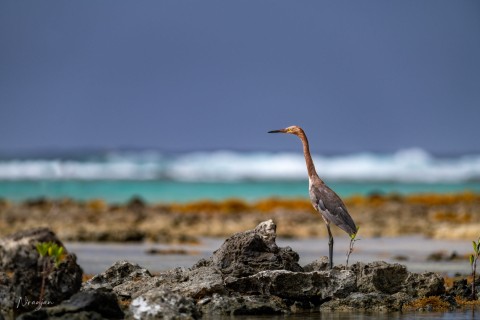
[210, 219, 303, 277]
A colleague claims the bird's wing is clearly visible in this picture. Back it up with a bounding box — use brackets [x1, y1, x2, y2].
[310, 184, 357, 236]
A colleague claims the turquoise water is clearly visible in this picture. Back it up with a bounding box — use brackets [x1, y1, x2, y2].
[1, 180, 479, 203]
[1, 149, 479, 203]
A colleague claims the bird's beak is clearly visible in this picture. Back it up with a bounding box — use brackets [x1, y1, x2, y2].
[268, 129, 287, 134]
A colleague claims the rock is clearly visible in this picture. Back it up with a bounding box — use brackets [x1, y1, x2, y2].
[61, 291, 124, 318]
[351, 261, 409, 294]
[226, 269, 356, 301]
[0, 228, 83, 313]
[129, 289, 200, 320]
[82, 260, 155, 309]
[131, 266, 226, 300]
[82, 221, 449, 317]
[7, 221, 453, 318]
[0, 272, 12, 313]
[303, 256, 330, 272]
[320, 292, 410, 312]
[319, 262, 446, 312]
[426, 251, 461, 262]
[171, 266, 225, 299]
[403, 272, 445, 297]
[0, 228, 62, 270]
[17, 290, 124, 320]
[17, 310, 105, 320]
[392, 255, 409, 261]
[127, 196, 146, 211]
[77, 220, 307, 316]
[84, 261, 226, 303]
[446, 278, 471, 299]
[199, 293, 287, 316]
[110, 273, 160, 302]
[82, 260, 152, 292]
[209, 219, 303, 277]
[158, 266, 225, 298]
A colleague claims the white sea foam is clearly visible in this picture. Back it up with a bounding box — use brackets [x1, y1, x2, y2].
[0, 149, 479, 182]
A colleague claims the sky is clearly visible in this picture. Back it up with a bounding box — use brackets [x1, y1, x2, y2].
[1, 1, 479, 155]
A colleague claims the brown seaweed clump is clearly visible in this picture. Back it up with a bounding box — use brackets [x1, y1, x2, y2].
[403, 296, 451, 312]
[0, 192, 479, 243]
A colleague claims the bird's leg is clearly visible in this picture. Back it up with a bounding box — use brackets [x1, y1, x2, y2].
[326, 224, 334, 269]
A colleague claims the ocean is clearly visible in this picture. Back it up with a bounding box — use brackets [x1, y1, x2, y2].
[1, 148, 479, 203]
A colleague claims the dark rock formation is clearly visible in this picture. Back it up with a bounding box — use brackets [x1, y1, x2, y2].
[320, 292, 410, 312]
[209, 219, 303, 277]
[448, 279, 471, 299]
[303, 256, 330, 272]
[353, 261, 409, 294]
[320, 262, 445, 311]
[403, 272, 446, 297]
[2, 221, 454, 319]
[0, 228, 83, 315]
[445, 277, 480, 300]
[198, 294, 288, 316]
[17, 290, 124, 320]
[118, 220, 446, 316]
[82, 261, 226, 304]
[82, 260, 152, 292]
[129, 289, 200, 320]
[225, 269, 356, 301]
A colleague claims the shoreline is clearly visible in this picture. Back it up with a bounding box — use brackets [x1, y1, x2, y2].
[0, 192, 479, 243]
[67, 235, 474, 276]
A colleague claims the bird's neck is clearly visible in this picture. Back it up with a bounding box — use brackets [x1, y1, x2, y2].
[297, 131, 318, 179]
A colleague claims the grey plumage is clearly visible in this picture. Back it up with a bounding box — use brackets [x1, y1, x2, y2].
[309, 177, 357, 236]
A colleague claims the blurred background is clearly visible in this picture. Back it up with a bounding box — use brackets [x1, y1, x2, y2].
[0, 1, 479, 203]
[1, 1, 480, 277]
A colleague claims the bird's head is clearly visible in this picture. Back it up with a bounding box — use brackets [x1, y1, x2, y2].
[268, 125, 304, 136]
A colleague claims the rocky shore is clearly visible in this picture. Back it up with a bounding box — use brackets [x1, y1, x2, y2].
[1, 220, 478, 319]
[0, 192, 479, 243]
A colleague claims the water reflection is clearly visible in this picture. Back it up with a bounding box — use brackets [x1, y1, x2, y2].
[215, 308, 479, 320]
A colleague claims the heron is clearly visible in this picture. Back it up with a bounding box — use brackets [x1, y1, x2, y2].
[268, 125, 357, 269]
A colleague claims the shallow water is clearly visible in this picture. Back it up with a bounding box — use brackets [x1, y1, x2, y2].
[67, 236, 472, 275]
[2, 180, 480, 203]
[220, 309, 479, 319]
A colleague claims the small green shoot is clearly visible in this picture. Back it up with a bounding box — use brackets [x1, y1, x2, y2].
[470, 237, 480, 300]
[35, 242, 65, 308]
[36, 241, 64, 267]
[346, 226, 360, 268]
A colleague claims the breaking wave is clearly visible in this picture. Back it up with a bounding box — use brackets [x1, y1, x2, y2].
[0, 148, 479, 183]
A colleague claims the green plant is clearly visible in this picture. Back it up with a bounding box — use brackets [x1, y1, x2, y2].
[469, 237, 480, 300]
[345, 226, 360, 268]
[35, 242, 65, 307]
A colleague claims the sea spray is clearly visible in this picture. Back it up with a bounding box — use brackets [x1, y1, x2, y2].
[0, 149, 479, 182]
